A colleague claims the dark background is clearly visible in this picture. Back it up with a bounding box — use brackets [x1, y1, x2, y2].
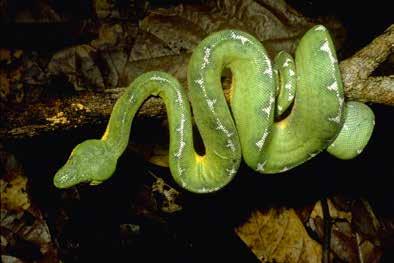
[1, 0, 393, 262]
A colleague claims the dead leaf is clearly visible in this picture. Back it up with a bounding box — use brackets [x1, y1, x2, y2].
[0, 148, 30, 212]
[0, 147, 59, 262]
[0, 176, 30, 212]
[46, 0, 345, 92]
[235, 208, 322, 262]
[0, 49, 25, 104]
[151, 175, 182, 213]
[310, 199, 352, 222]
[308, 198, 384, 263]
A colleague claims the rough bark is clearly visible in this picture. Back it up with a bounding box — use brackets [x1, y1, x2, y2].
[340, 24, 394, 105]
[1, 25, 393, 140]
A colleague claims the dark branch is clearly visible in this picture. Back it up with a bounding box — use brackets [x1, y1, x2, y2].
[1, 26, 393, 140]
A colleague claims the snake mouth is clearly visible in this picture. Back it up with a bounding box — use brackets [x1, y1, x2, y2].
[53, 166, 82, 189]
[53, 165, 105, 189]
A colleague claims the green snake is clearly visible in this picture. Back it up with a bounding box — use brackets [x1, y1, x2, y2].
[53, 25, 375, 193]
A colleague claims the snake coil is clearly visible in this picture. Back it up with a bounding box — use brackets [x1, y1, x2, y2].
[54, 25, 375, 193]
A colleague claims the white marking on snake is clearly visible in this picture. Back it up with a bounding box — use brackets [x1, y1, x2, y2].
[150, 76, 170, 82]
[226, 139, 236, 152]
[201, 47, 211, 70]
[289, 69, 295, 76]
[264, 61, 273, 78]
[175, 90, 183, 107]
[315, 25, 326, 31]
[226, 166, 237, 177]
[327, 82, 338, 91]
[174, 114, 186, 159]
[216, 118, 233, 138]
[264, 67, 272, 78]
[195, 77, 208, 98]
[320, 41, 337, 64]
[121, 112, 127, 124]
[262, 104, 271, 115]
[339, 97, 344, 107]
[326, 81, 343, 124]
[177, 164, 184, 177]
[308, 152, 318, 158]
[195, 78, 204, 86]
[285, 82, 295, 101]
[280, 166, 289, 172]
[329, 115, 341, 124]
[256, 129, 269, 150]
[230, 32, 250, 45]
[283, 58, 292, 67]
[357, 149, 362, 154]
[207, 98, 216, 112]
[262, 96, 275, 115]
[128, 95, 135, 103]
[256, 161, 267, 172]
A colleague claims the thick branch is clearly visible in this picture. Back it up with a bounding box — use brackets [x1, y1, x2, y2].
[340, 24, 394, 104]
[1, 26, 393, 140]
[343, 76, 394, 105]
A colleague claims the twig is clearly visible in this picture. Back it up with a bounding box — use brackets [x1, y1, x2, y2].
[321, 198, 332, 263]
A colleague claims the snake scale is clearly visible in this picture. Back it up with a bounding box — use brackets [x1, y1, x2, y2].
[54, 25, 375, 193]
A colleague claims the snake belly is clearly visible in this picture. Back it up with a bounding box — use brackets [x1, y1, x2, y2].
[53, 25, 375, 193]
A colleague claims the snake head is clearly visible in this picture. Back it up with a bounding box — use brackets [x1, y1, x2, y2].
[53, 139, 117, 189]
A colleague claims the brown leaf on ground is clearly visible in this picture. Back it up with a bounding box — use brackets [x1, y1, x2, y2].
[151, 174, 182, 213]
[237, 196, 390, 263]
[0, 147, 59, 262]
[0, 175, 30, 212]
[0, 147, 30, 212]
[235, 208, 322, 262]
[308, 198, 383, 263]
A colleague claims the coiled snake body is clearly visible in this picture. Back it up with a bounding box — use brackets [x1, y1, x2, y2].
[54, 25, 375, 193]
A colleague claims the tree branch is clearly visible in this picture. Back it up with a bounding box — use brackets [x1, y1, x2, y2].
[1, 25, 393, 140]
[340, 24, 394, 104]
